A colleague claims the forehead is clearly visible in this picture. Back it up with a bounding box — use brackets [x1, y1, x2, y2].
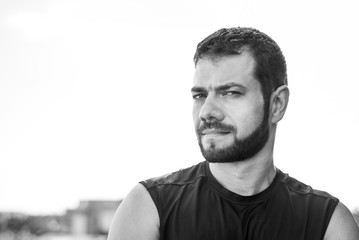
[193, 52, 259, 90]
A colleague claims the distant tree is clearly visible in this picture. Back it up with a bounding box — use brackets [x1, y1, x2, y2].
[6, 216, 27, 233]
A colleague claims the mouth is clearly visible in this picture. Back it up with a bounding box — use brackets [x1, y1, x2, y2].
[201, 129, 231, 135]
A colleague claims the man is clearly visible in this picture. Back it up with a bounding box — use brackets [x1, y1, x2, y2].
[108, 27, 359, 239]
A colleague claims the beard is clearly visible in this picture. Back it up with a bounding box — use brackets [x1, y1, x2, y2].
[196, 108, 270, 163]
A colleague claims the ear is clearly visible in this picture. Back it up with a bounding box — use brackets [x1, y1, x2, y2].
[270, 85, 290, 124]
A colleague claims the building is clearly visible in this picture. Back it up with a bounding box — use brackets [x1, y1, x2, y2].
[66, 200, 121, 236]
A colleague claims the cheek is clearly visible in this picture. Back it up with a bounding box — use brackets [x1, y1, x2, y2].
[192, 101, 203, 119]
[192, 105, 200, 127]
[231, 103, 264, 138]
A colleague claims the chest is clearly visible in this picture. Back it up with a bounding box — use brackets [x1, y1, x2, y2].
[158, 188, 321, 240]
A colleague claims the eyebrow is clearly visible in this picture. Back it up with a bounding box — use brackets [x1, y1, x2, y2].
[191, 82, 247, 93]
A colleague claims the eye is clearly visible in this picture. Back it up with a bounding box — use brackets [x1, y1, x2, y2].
[223, 91, 241, 97]
[192, 93, 207, 100]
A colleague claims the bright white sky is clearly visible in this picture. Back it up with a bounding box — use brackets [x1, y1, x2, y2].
[1, 0, 358, 215]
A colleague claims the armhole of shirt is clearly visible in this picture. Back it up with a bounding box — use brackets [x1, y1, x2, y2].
[322, 196, 340, 239]
[139, 181, 162, 219]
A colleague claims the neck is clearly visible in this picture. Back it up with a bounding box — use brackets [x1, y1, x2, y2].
[208, 135, 277, 196]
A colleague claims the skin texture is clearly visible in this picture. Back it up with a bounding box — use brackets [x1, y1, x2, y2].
[107, 53, 359, 240]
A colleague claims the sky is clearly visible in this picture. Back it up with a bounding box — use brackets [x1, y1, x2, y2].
[1, 0, 359, 215]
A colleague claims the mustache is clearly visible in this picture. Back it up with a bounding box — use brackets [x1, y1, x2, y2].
[197, 121, 236, 133]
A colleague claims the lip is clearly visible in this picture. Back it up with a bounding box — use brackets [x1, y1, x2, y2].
[201, 129, 231, 135]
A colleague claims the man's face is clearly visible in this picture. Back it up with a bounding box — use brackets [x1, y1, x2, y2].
[192, 52, 270, 163]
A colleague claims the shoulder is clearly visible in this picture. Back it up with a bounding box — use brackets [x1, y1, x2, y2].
[141, 161, 207, 189]
[107, 184, 160, 240]
[278, 170, 339, 226]
[277, 170, 359, 238]
[107, 162, 207, 240]
[279, 170, 338, 203]
[324, 201, 359, 240]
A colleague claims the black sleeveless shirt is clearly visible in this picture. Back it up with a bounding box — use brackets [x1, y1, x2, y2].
[140, 161, 338, 240]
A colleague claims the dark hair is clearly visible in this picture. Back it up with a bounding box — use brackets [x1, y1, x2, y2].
[194, 27, 287, 107]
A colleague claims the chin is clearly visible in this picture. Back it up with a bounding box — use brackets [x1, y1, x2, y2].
[201, 136, 234, 150]
[199, 132, 269, 163]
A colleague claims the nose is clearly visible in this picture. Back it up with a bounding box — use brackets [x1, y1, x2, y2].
[199, 95, 224, 123]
